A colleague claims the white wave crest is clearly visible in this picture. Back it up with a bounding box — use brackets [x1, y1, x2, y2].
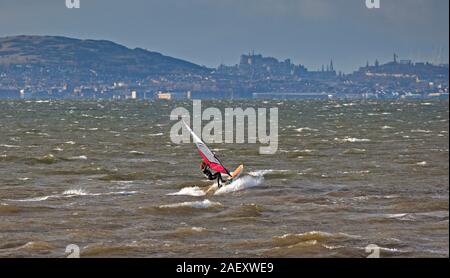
[129, 151, 145, 155]
[159, 199, 221, 209]
[167, 186, 206, 197]
[214, 175, 264, 195]
[13, 196, 53, 202]
[335, 137, 371, 143]
[294, 127, 319, 133]
[248, 169, 273, 177]
[5, 189, 137, 202]
[63, 189, 89, 196]
[248, 169, 290, 177]
[0, 144, 20, 148]
[68, 155, 88, 160]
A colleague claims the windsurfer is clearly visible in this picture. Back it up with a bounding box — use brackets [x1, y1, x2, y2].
[200, 161, 225, 187]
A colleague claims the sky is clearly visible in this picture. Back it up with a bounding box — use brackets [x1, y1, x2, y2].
[0, 0, 448, 73]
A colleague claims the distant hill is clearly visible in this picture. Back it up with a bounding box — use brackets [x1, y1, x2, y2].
[0, 35, 210, 78]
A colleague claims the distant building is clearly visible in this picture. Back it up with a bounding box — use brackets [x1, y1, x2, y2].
[218, 52, 336, 80]
[303, 60, 337, 79]
[156, 91, 172, 100]
[131, 90, 137, 99]
[155, 91, 190, 100]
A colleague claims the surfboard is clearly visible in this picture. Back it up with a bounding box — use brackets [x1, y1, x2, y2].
[229, 164, 244, 180]
[222, 164, 244, 186]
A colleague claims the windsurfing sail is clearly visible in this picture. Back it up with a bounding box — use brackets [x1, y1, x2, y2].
[183, 121, 231, 175]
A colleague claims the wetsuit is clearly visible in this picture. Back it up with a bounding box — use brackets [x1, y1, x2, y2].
[202, 165, 225, 187]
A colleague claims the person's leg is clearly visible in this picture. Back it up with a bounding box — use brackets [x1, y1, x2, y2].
[208, 172, 223, 187]
[211, 172, 221, 187]
[217, 173, 225, 187]
[209, 172, 220, 186]
[207, 172, 216, 181]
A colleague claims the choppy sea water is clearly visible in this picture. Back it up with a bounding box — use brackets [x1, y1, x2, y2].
[0, 100, 448, 258]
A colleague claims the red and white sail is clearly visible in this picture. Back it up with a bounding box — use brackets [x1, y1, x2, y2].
[183, 121, 230, 175]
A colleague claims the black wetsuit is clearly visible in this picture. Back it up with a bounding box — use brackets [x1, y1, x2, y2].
[202, 166, 225, 187]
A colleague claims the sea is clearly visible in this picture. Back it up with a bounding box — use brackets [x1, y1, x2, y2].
[0, 99, 448, 257]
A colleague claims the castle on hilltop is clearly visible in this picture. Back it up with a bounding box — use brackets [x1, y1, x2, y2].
[217, 52, 337, 80]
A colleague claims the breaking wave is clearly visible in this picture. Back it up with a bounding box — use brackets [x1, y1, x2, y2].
[272, 231, 360, 246]
[0, 144, 20, 148]
[159, 199, 222, 209]
[62, 189, 89, 196]
[4, 188, 137, 202]
[167, 186, 206, 197]
[168, 169, 272, 196]
[67, 155, 88, 160]
[129, 150, 145, 155]
[294, 127, 319, 133]
[214, 175, 264, 195]
[334, 137, 371, 143]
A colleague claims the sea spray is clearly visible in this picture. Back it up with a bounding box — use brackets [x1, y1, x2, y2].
[214, 175, 264, 195]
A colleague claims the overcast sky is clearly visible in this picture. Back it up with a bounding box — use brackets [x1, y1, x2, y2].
[0, 0, 448, 72]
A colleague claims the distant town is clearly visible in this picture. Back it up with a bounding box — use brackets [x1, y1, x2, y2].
[0, 36, 448, 100]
